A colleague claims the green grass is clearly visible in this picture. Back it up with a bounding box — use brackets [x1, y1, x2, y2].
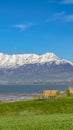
[0, 97, 73, 129]
[0, 96, 73, 115]
[0, 114, 73, 130]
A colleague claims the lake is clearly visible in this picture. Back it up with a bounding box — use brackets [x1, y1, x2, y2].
[0, 84, 70, 101]
[0, 84, 69, 94]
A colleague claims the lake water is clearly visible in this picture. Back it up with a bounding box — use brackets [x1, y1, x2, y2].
[0, 84, 70, 101]
[0, 84, 69, 94]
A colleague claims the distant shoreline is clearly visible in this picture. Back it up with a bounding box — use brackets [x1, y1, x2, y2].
[0, 81, 73, 85]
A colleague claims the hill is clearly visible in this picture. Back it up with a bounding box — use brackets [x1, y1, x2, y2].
[0, 97, 73, 129]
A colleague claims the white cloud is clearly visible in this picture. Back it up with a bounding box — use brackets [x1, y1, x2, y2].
[61, 0, 73, 4]
[65, 14, 73, 22]
[47, 12, 73, 23]
[12, 23, 33, 31]
[48, 0, 73, 4]
[54, 11, 65, 19]
[47, 11, 65, 22]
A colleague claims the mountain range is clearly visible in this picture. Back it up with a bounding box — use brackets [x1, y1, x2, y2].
[0, 52, 73, 82]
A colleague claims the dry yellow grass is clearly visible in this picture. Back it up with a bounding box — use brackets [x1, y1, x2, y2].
[43, 90, 58, 98]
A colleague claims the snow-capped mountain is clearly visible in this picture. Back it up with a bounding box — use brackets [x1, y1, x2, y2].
[0, 52, 73, 68]
[0, 52, 73, 82]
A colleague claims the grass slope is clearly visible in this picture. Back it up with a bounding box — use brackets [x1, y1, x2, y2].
[0, 97, 73, 129]
[0, 97, 73, 115]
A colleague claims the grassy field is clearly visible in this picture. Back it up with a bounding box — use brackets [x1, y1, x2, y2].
[0, 113, 73, 130]
[0, 97, 73, 129]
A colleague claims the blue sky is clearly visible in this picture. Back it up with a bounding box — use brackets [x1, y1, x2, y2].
[0, 0, 73, 60]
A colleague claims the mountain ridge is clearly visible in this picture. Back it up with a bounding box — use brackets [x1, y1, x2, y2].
[0, 52, 73, 68]
[0, 52, 73, 82]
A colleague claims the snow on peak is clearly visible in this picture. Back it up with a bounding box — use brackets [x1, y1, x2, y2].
[0, 52, 72, 68]
[41, 52, 59, 59]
